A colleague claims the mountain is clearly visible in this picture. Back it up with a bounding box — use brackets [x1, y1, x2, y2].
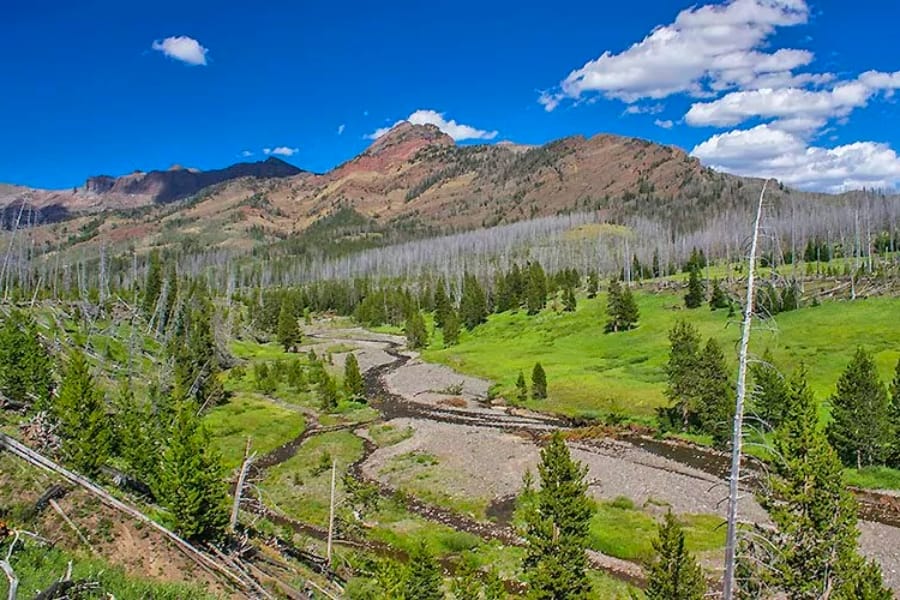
[0, 157, 305, 227]
[2, 123, 784, 253]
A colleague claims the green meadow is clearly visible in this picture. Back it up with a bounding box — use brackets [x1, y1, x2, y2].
[424, 290, 900, 421]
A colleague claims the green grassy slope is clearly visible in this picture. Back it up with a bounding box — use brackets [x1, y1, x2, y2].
[424, 291, 900, 422]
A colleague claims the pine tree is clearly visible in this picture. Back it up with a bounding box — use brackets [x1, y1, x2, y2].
[684, 264, 704, 309]
[664, 320, 701, 429]
[526, 262, 548, 315]
[837, 559, 894, 600]
[605, 278, 623, 333]
[142, 250, 163, 316]
[652, 249, 661, 278]
[162, 262, 179, 330]
[287, 358, 306, 390]
[115, 383, 158, 486]
[317, 370, 340, 412]
[460, 273, 488, 330]
[522, 432, 593, 599]
[827, 348, 892, 469]
[53, 348, 111, 478]
[405, 311, 428, 349]
[749, 349, 789, 429]
[434, 279, 450, 328]
[889, 358, 900, 467]
[619, 285, 639, 330]
[708, 278, 730, 310]
[694, 338, 734, 446]
[404, 541, 443, 600]
[276, 297, 301, 352]
[604, 279, 638, 333]
[157, 400, 229, 542]
[0, 311, 54, 410]
[644, 511, 706, 600]
[441, 307, 460, 347]
[586, 272, 599, 299]
[531, 363, 547, 400]
[516, 370, 528, 403]
[562, 286, 577, 312]
[344, 353, 365, 400]
[748, 367, 889, 598]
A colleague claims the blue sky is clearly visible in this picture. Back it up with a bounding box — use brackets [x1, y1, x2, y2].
[2, 0, 899, 192]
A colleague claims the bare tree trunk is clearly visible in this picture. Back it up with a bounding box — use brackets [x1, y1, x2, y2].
[326, 459, 337, 566]
[723, 179, 769, 600]
[230, 438, 255, 531]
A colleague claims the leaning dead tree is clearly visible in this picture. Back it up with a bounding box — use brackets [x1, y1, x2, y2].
[0, 432, 272, 599]
[722, 179, 770, 599]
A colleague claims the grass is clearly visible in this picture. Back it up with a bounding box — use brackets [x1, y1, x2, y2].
[0, 542, 216, 599]
[589, 501, 724, 563]
[261, 431, 365, 527]
[368, 423, 415, 447]
[423, 291, 900, 421]
[204, 393, 306, 469]
[378, 451, 490, 519]
[844, 466, 900, 490]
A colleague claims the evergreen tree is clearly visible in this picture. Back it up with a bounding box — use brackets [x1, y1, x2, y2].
[604, 279, 639, 333]
[652, 249, 661, 278]
[53, 348, 111, 478]
[405, 311, 429, 349]
[317, 370, 340, 412]
[276, 297, 300, 352]
[664, 321, 701, 429]
[162, 262, 179, 330]
[531, 363, 547, 400]
[526, 262, 548, 315]
[434, 279, 450, 329]
[157, 400, 229, 542]
[748, 368, 889, 598]
[836, 560, 894, 600]
[562, 286, 577, 312]
[441, 307, 460, 347]
[516, 370, 528, 403]
[521, 432, 593, 599]
[749, 349, 789, 429]
[115, 383, 158, 486]
[586, 272, 599, 299]
[827, 348, 892, 469]
[708, 278, 729, 310]
[644, 511, 706, 600]
[344, 353, 365, 400]
[694, 338, 734, 446]
[287, 358, 306, 390]
[0, 311, 54, 410]
[142, 250, 163, 316]
[404, 541, 443, 600]
[460, 273, 488, 330]
[684, 264, 704, 309]
[889, 357, 900, 467]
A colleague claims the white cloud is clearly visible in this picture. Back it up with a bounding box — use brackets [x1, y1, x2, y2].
[684, 76, 900, 127]
[337, 124, 346, 135]
[654, 119, 674, 129]
[151, 36, 208, 66]
[366, 109, 498, 141]
[542, 0, 810, 107]
[691, 124, 900, 192]
[263, 147, 298, 157]
[625, 103, 665, 115]
[240, 150, 254, 158]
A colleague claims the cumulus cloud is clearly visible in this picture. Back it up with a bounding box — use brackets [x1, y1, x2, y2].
[366, 109, 498, 141]
[654, 119, 674, 129]
[692, 124, 900, 192]
[240, 150, 253, 158]
[151, 35, 208, 66]
[263, 147, 298, 157]
[685, 74, 900, 128]
[540, 0, 810, 108]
